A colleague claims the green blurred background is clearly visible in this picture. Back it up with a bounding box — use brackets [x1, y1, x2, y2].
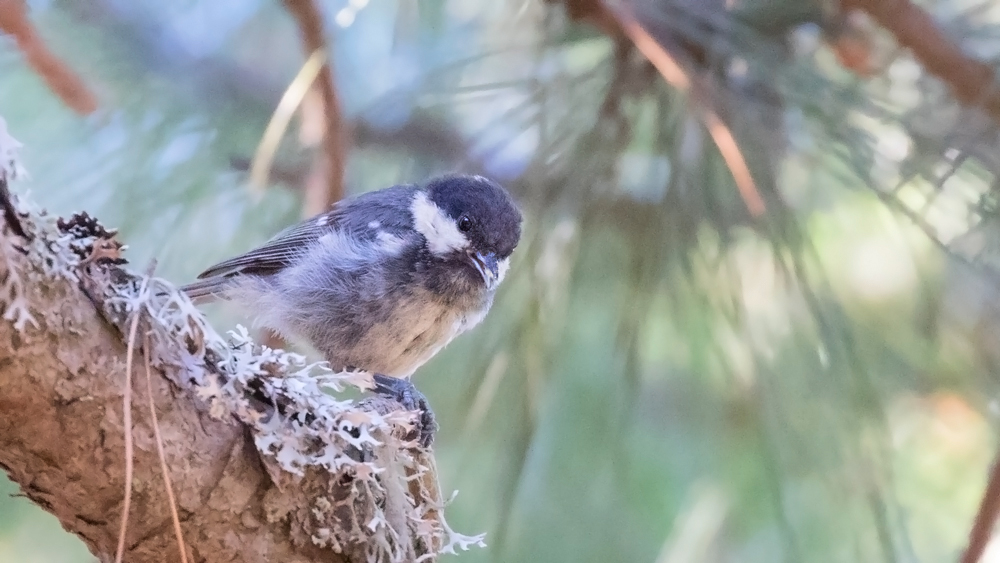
[3, 0, 1000, 562]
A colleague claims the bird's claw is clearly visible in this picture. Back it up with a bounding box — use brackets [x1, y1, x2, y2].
[372, 374, 438, 448]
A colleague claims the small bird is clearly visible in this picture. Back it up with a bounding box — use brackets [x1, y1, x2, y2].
[182, 174, 522, 446]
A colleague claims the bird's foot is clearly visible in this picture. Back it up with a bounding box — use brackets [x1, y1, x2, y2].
[372, 374, 438, 448]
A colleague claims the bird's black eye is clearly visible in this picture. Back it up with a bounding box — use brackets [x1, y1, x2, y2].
[457, 215, 473, 232]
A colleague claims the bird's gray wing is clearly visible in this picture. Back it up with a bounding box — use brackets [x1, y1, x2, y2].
[192, 184, 421, 281]
[181, 213, 337, 300]
[195, 214, 332, 279]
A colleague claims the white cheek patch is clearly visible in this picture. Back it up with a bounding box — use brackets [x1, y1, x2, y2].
[495, 256, 510, 285]
[368, 220, 380, 229]
[376, 231, 406, 255]
[411, 191, 469, 255]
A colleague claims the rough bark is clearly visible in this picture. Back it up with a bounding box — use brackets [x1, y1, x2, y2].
[0, 290, 324, 563]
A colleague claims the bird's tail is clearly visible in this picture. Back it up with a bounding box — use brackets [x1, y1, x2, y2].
[179, 277, 232, 304]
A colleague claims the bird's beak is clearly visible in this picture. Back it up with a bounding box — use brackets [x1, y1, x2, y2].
[468, 251, 499, 288]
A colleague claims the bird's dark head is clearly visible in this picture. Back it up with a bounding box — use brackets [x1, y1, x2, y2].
[411, 174, 522, 291]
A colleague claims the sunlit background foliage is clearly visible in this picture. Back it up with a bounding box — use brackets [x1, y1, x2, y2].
[4, 0, 1000, 562]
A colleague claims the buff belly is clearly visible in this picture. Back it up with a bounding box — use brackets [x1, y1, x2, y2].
[323, 291, 491, 377]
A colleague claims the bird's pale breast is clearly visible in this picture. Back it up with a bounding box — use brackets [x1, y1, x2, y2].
[337, 288, 491, 377]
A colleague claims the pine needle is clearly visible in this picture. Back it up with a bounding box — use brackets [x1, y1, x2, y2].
[144, 333, 189, 563]
[462, 351, 509, 437]
[249, 48, 327, 195]
[114, 311, 140, 563]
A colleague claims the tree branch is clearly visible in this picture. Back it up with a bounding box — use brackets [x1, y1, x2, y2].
[961, 450, 1000, 563]
[0, 199, 324, 563]
[843, 0, 1000, 121]
[282, 0, 347, 216]
[0, 0, 97, 114]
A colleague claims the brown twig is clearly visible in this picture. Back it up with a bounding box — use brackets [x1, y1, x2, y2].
[700, 110, 766, 217]
[556, 0, 768, 216]
[553, 0, 769, 216]
[961, 450, 1000, 563]
[563, 0, 767, 217]
[282, 0, 347, 216]
[612, 10, 689, 90]
[843, 0, 1000, 121]
[266, 0, 348, 352]
[0, 0, 97, 114]
[606, 5, 767, 217]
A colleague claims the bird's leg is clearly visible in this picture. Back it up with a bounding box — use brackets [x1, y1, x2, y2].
[372, 374, 438, 448]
